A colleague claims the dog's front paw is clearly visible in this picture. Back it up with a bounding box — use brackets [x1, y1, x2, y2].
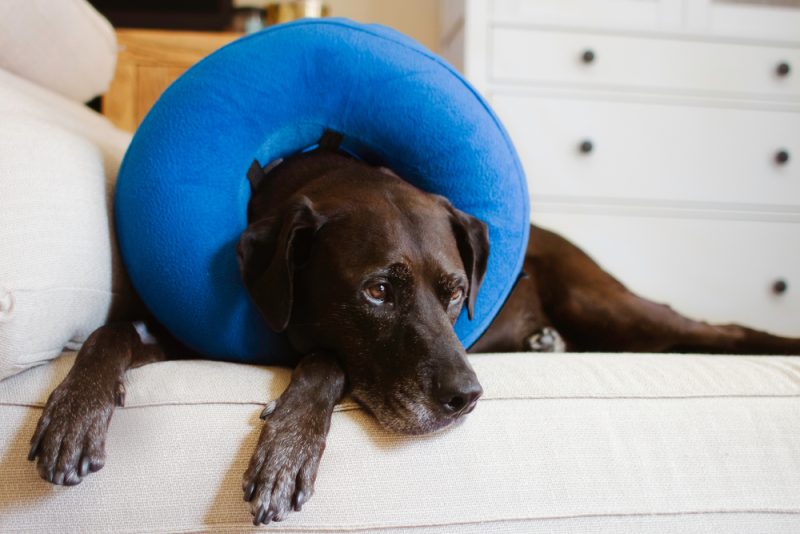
[28, 376, 123, 485]
[243, 400, 326, 525]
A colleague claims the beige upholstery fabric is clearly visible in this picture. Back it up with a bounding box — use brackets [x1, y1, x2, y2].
[2, 352, 799, 532]
[0, 68, 132, 164]
[0, 0, 116, 102]
[0, 69, 135, 380]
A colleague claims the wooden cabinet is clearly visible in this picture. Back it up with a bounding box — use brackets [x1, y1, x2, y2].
[442, 0, 800, 335]
[102, 29, 241, 132]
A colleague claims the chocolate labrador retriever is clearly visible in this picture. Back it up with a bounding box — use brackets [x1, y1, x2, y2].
[28, 145, 800, 525]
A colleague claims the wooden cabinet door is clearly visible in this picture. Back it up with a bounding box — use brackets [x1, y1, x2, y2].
[103, 29, 241, 132]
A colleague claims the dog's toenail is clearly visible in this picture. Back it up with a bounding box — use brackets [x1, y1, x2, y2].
[80, 456, 90, 477]
[260, 401, 276, 420]
[254, 507, 265, 525]
[293, 490, 305, 511]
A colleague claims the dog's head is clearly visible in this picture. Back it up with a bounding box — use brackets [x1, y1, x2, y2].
[238, 152, 488, 434]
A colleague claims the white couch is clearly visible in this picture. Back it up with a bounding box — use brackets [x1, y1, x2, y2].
[1, 2, 799, 532]
[2, 352, 800, 532]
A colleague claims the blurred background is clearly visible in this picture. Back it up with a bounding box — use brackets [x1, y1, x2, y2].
[88, 0, 441, 51]
[81, 1, 800, 336]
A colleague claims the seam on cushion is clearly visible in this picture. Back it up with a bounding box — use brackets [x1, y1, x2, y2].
[0, 356, 66, 384]
[0, 348, 69, 360]
[478, 394, 800, 400]
[119, 401, 366, 412]
[0, 347, 94, 365]
[0, 400, 363, 410]
[75, 509, 800, 533]
[304, 509, 800, 533]
[10, 287, 124, 295]
[6, 394, 800, 410]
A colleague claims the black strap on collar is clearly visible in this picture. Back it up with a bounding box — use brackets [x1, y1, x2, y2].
[247, 157, 285, 191]
[247, 130, 343, 191]
[246, 159, 265, 191]
[318, 129, 343, 151]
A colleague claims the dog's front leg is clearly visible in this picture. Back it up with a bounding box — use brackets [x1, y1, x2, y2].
[28, 322, 166, 485]
[243, 351, 346, 525]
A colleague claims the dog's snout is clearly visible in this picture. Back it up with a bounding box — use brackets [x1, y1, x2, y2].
[435, 369, 483, 416]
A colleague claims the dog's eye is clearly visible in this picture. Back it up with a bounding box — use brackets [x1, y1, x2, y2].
[450, 287, 464, 303]
[364, 282, 391, 304]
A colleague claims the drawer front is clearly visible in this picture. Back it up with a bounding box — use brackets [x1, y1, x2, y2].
[491, 28, 800, 99]
[492, 93, 800, 209]
[490, 0, 680, 32]
[691, 2, 800, 46]
[532, 212, 800, 337]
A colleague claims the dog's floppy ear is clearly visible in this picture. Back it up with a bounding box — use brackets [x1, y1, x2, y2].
[237, 196, 324, 332]
[443, 201, 490, 320]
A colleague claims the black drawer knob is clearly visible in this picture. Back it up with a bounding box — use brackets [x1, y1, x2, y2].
[582, 49, 595, 64]
[773, 279, 788, 295]
[777, 62, 791, 76]
[579, 140, 594, 154]
[775, 149, 790, 165]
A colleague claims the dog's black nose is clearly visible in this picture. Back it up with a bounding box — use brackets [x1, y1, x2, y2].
[435, 371, 483, 416]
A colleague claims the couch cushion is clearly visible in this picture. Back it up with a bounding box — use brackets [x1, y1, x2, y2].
[0, 68, 131, 158]
[0, 0, 117, 102]
[1, 352, 799, 532]
[0, 69, 135, 380]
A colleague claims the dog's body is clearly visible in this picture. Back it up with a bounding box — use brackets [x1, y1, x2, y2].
[475, 225, 800, 355]
[28, 149, 800, 525]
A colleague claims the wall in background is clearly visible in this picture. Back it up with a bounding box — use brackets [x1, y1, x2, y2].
[234, 0, 441, 53]
[325, 0, 440, 52]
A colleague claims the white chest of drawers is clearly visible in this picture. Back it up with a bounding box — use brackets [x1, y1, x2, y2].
[441, 0, 800, 336]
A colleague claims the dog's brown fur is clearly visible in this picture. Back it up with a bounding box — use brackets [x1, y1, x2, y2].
[474, 225, 800, 355]
[28, 149, 800, 525]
